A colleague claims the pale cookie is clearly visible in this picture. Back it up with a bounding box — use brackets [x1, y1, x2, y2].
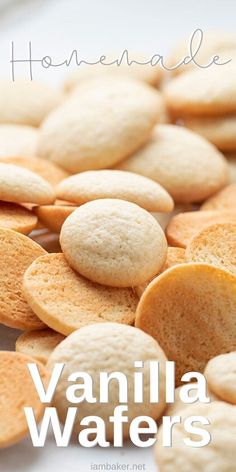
[47, 323, 167, 440]
[38, 77, 164, 173]
[186, 223, 236, 275]
[164, 63, 236, 116]
[0, 228, 46, 330]
[0, 202, 37, 234]
[155, 402, 236, 472]
[56, 170, 174, 212]
[31, 231, 61, 253]
[16, 328, 65, 364]
[135, 247, 186, 297]
[0, 351, 49, 448]
[0, 156, 69, 187]
[182, 115, 236, 151]
[117, 125, 228, 203]
[0, 80, 62, 126]
[204, 352, 236, 404]
[0, 124, 38, 158]
[135, 263, 236, 384]
[166, 210, 236, 248]
[201, 183, 236, 211]
[34, 205, 77, 233]
[23, 253, 138, 335]
[164, 383, 219, 417]
[0, 163, 55, 204]
[60, 199, 168, 287]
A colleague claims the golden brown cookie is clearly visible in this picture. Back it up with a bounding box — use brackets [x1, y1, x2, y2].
[0, 228, 46, 330]
[186, 223, 236, 275]
[166, 210, 236, 247]
[23, 253, 138, 335]
[201, 183, 236, 210]
[204, 352, 236, 404]
[225, 152, 236, 183]
[0, 202, 37, 234]
[16, 328, 65, 364]
[0, 351, 49, 448]
[30, 231, 61, 253]
[34, 205, 77, 233]
[135, 263, 236, 384]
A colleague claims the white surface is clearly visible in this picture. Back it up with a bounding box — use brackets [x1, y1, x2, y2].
[0, 1, 235, 471]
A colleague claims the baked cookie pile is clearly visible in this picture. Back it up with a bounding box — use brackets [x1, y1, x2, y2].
[0, 35, 236, 471]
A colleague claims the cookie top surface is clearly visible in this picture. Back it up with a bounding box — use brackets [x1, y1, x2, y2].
[0, 351, 49, 448]
[0, 228, 46, 330]
[0, 80, 62, 126]
[201, 183, 236, 211]
[56, 169, 174, 212]
[155, 401, 236, 472]
[186, 223, 236, 275]
[0, 202, 37, 234]
[47, 322, 167, 439]
[23, 253, 138, 335]
[204, 352, 236, 404]
[135, 263, 236, 384]
[0, 163, 55, 204]
[60, 199, 168, 287]
[16, 328, 65, 364]
[117, 125, 228, 203]
[0, 124, 38, 158]
[166, 210, 236, 247]
[37, 77, 163, 173]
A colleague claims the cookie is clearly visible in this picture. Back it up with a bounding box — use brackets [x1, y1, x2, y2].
[164, 63, 236, 116]
[225, 152, 236, 183]
[164, 383, 219, 417]
[166, 210, 236, 248]
[0, 228, 46, 330]
[47, 323, 167, 440]
[30, 231, 61, 253]
[16, 328, 65, 364]
[117, 125, 228, 203]
[38, 77, 164, 173]
[0, 202, 37, 234]
[56, 170, 174, 212]
[182, 115, 236, 151]
[0, 156, 69, 187]
[135, 246, 186, 297]
[186, 223, 236, 275]
[0, 163, 55, 205]
[0, 351, 49, 448]
[60, 199, 168, 287]
[135, 263, 236, 384]
[204, 352, 236, 404]
[0, 80, 62, 126]
[201, 183, 236, 210]
[155, 402, 236, 472]
[34, 205, 77, 233]
[23, 253, 138, 335]
[0, 124, 38, 158]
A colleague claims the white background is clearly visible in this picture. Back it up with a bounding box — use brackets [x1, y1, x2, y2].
[0, 1, 235, 471]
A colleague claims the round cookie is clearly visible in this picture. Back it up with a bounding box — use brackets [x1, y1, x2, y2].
[31, 231, 61, 253]
[47, 323, 167, 440]
[0, 79, 62, 126]
[204, 352, 236, 404]
[0, 156, 69, 187]
[38, 77, 164, 173]
[166, 210, 236, 248]
[0, 163, 55, 205]
[0, 228, 46, 330]
[135, 263, 236, 384]
[0, 124, 38, 158]
[164, 63, 236, 116]
[35, 205, 77, 233]
[117, 125, 228, 203]
[60, 199, 168, 287]
[23, 253, 138, 335]
[135, 246, 186, 297]
[155, 402, 236, 472]
[164, 383, 219, 418]
[182, 115, 236, 151]
[186, 223, 236, 275]
[0, 202, 37, 234]
[16, 329, 65, 364]
[0, 351, 49, 448]
[201, 183, 236, 211]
